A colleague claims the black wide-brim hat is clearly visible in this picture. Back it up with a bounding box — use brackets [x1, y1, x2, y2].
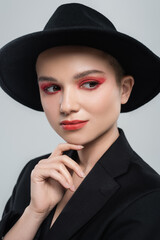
[0, 3, 160, 112]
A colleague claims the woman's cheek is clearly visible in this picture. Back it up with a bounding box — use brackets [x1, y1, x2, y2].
[81, 90, 106, 112]
[41, 99, 59, 126]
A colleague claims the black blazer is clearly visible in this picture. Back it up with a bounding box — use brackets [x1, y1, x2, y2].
[1, 129, 160, 239]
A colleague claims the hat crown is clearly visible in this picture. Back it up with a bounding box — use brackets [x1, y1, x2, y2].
[44, 3, 116, 32]
[1, 3, 159, 112]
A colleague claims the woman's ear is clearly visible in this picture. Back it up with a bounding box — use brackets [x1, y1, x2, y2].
[120, 76, 134, 104]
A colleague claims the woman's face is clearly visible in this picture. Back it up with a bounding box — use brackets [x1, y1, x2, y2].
[36, 46, 126, 145]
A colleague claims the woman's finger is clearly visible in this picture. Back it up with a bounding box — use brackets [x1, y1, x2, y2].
[54, 162, 75, 187]
[31, 166, 75, 191]
[49, 155, 85, 178]
[48, 169, 76, 191]
[36, 161, 75, 188]
[49, 143, 84, 158]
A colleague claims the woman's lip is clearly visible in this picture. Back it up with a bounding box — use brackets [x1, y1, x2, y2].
[60, 120, 88, 125]
[60, 120, 88, 130]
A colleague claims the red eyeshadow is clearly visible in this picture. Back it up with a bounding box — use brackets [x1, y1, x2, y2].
[78, 76, 106, 90]
[39, 82, 60, 94]
[39, 82, 52, 89]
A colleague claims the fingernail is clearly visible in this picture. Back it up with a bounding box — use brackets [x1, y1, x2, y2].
[65, 183, 71, 188]
[77, 145, 84, 149]
[80, 171, 85, 178]
[70, 185, 76, 191]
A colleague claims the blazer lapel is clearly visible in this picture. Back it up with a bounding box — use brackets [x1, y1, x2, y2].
[45, 129, 132, 240]
[45, 163, 119, 240]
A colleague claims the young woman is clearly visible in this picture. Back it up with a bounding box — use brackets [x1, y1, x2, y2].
[0, 3, 160, 240]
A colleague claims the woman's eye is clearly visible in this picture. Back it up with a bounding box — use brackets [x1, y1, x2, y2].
[81, 81, 99, 89]
[42, 84, 61, 94]
[48, 85, 60, 92]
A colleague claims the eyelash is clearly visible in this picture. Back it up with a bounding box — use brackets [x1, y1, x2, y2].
[40, 83, 61, 95]
[39, 79, 104, 94]
[79, 80, 101, 90]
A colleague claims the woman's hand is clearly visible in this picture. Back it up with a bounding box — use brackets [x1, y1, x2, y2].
[28, 143, 85, 219]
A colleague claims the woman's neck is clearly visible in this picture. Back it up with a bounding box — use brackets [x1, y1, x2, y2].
[77, 125, 119, 174]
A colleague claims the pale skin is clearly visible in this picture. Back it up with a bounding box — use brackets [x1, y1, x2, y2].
[4, 46, 134, 240]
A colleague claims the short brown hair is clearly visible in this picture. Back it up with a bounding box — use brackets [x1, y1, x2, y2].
[105, 53, 125, 86]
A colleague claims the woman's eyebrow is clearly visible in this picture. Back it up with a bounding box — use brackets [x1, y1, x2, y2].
[73, 70, 105, 79]
[37, 76, 58, 82]
[37, 70, 105, 82]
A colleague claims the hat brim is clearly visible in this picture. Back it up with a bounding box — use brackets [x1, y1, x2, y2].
[0, 27, 160, 112]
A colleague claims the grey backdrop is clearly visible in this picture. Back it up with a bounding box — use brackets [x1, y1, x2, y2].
[0, 0, 160, 217]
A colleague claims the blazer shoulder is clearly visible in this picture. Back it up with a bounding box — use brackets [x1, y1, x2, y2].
[110, 149, 160, 217]
[0, 153, 51, 237]
[105, 190, 160, 239]
[17, 153, 51, 182]
[129, 149, 160, 188]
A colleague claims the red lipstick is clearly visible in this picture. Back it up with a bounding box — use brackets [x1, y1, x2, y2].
[60, 120, 88, 130]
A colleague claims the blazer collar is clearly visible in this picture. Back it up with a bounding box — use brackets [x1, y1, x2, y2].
[45, 128, 133, 240]
[98, 128, 134, 178]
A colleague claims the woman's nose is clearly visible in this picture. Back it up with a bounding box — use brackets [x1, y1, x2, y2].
[60, 88, 80, 115]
